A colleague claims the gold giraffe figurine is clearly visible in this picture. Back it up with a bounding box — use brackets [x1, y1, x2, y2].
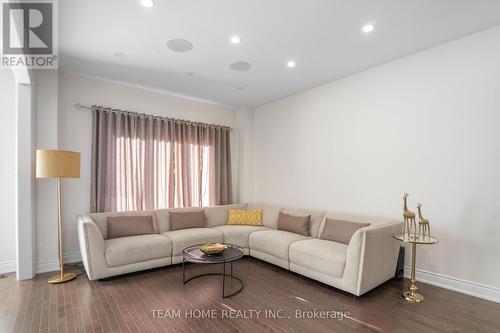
[402, 192, 416, 236]
[417, 203, 431, 240]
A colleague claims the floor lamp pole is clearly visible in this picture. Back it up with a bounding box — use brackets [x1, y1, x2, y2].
[47, 177, 77, 284]
[57, 177, 64, 280]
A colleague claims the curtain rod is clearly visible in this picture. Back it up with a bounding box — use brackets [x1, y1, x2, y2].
[74, 103, 233, 131]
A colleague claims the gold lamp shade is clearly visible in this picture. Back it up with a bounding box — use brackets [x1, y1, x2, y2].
[36, 150, 80, 179]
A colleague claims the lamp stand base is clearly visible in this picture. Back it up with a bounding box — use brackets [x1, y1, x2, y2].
[48, 272, 77, 284]
[402, 291, 424, 303]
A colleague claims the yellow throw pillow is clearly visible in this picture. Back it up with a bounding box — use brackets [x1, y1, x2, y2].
[228, 209, 263, 226]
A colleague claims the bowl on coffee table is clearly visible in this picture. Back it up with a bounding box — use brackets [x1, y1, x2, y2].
[200, 243, 227, 255]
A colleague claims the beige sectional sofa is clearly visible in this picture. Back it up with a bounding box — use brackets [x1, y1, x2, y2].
[78, 203, 401, 296]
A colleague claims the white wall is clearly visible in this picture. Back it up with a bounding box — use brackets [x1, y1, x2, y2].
[254, 26, 500, 293]
[0, 69, 17, 273]
[236, 107, 255, 202]
[33, 72, 237, 261]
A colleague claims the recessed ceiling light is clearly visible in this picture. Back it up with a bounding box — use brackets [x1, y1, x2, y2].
[114, 51, 126, 57]
[167, 39, 193, 52]
[362, 23, 375, 33]
[140, 0, 155, 7]
[230, 61, 252, 71]
[287, 60, 296, 68]
[230, 36, 241, 45]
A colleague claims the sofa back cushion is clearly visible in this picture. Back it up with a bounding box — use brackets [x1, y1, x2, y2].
[247, 203, 283, 229]
[107, 215, 155, 239]
[228, 209, 263, 225]
[169, 210, 207, 231]
[318, 212, 398, 240]
[282, 208, 325, 237]
[155, 203, 247, 233]
[319, 218, 369, 244]
[205, 204, 247, 227]
[277, 212, 311, 236]
[89, 210, 158, 239]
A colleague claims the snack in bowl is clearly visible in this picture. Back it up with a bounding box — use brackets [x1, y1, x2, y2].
[200, 243, 227, 255]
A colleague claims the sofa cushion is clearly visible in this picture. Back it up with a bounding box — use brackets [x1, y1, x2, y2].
[169, 210, 206, 231]
[320, 219, 369, 245]
[155, 204, 247, 233]
[249, 229, 309, 266]
[161, 228, 223, 263]
[319, 212, 396, 234]
[104, 234, 172, 267]
[228, 209, 263, 226]
[107, 215, 155, 239]
[89, 210, 158, 239]
[247, 203, 283, 229]
[282, 208, 325, 238]
[289, 239, 348, 278]
[277, 212, 310, 236]
[205, 204, 247, 227]
[213, 225, 268, 249]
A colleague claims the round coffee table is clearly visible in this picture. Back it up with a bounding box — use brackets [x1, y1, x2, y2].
[182, 243, 244, 298]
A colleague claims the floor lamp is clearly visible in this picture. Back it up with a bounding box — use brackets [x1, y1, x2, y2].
[36, 149, 81, 284]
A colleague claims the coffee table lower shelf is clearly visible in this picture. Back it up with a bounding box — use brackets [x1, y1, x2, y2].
[182, 262, 244, 298]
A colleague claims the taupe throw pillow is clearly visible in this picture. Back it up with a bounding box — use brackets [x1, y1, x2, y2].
[277, 212, 311, 236]
[320, 218, 369, 244]
[169, 210, 207, 231]
[107, 215, 155, 239]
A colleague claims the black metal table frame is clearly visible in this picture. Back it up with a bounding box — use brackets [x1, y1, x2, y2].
[182, 245, 244, 298]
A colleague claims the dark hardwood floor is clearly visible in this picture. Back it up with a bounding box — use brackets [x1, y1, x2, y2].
[1, 257, 499, 333]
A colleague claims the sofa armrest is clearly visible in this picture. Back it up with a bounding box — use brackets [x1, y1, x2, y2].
[343, 221, 402, 296]
[77, 214, 107, 280]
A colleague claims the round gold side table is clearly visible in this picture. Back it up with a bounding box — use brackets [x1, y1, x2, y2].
[393, 233, 439, 303]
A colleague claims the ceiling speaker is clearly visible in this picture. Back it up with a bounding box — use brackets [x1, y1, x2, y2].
[167, 39, 193, 52]
[230, 61, 252, 71]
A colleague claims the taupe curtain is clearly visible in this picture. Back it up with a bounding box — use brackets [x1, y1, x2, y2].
[90, 106, 232, 213]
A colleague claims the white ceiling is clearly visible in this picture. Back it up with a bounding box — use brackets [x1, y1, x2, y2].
[60, 0, 500, 108]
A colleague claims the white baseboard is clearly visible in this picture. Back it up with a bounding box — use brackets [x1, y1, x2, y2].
[35, 252, 82, 274]
[0, 260, 16, 274]
[404, 266, 500, 303]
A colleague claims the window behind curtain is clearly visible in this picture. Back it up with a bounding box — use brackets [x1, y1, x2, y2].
[90, 106, 232, 213]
